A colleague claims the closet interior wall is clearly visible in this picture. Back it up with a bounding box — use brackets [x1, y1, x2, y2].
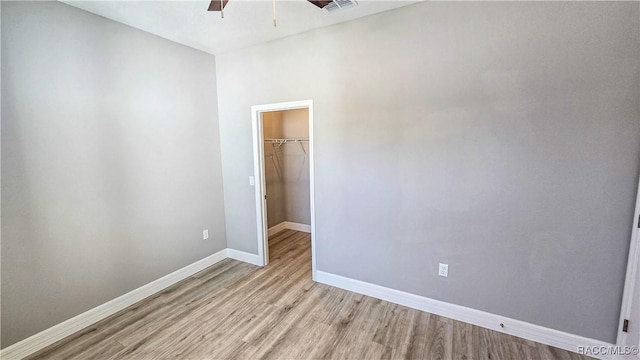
[263, 109, 310, 229]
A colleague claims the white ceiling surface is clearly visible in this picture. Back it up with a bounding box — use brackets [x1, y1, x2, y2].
[62, 0, 415, 55]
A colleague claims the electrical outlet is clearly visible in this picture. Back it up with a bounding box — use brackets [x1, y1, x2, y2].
[203, 229, 209, 240]
[438, 263, 449, 277]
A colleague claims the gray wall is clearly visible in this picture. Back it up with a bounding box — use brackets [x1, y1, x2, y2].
[216, 2, 640, 343]
[1, 1, 226, 348]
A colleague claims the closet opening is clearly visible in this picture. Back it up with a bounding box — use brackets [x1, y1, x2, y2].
[251, 100, 316, 280]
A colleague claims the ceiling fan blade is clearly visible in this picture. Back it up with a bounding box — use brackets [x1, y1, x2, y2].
[307, 1, 332, 9]
[208, 0, 229, 12]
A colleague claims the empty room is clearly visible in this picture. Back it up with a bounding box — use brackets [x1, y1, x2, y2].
[1, 0, 639, 359]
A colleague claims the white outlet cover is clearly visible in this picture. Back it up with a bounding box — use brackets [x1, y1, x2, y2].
[203, 229, 209, 240]
[438, 263, 449, 277]
[249, 176, 255, 186]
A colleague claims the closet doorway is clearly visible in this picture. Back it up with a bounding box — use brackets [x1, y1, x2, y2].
[251, 100, 316, 280]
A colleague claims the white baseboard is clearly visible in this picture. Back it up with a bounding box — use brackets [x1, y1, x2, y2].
[315, 271, 614, 359]
[226, 248, 263, 266]
[268, 222, 287, 236]
[5, 251, 610, 360]
[284, 221, 311, 233]
[0, 249, 228, 360]
[268, 221, 311, 235]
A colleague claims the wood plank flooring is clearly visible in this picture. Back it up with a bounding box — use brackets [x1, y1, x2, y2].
[28, 230, 593, 360]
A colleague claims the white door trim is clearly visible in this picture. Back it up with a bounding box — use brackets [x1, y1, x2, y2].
[251, 100, 316, 280]
[618, 175, 640, 350]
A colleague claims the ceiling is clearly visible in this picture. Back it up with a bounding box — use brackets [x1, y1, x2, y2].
[62, 0, 415, 55]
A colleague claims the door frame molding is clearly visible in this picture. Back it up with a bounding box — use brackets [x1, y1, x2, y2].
[618, 176, 640, 349]
[251, 99, 316, 279]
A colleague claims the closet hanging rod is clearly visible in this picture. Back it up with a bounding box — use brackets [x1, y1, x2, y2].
[264, 138, 309, 142]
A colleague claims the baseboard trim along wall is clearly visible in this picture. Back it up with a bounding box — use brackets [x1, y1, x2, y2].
[2, 249, 614, 360]
[268, 221, 311, 236]
[284, 221, 311, 233]
[267, 222, 287, 236]
[226, 248, 263, 266]
[0, 249, 228, 360]
[315, 271, 615, 360]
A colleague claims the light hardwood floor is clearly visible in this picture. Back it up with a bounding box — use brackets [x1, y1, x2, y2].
[29, 230, 593, 360]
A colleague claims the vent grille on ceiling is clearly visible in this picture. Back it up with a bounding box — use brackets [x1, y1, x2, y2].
[325, 0, 358, 12]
